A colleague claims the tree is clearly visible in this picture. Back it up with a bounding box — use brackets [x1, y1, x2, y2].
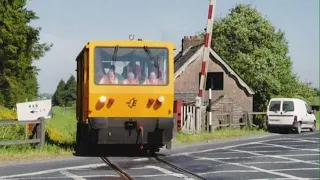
[52, 75, 77, 107]
[202, 4, 314, 111]
[0, 0, 52, 108]
[52, 79, 66, 106]
[64, 75, 77, 106]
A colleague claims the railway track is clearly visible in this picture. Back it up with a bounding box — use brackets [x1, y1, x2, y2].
[153, 155, 207, 180]
[100, 155, 206, 180]
[100, 157, 134, 180]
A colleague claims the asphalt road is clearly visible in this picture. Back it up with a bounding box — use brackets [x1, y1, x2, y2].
[0, 131, 318, 180]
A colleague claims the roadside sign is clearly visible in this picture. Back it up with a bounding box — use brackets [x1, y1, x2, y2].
[16, 99, 53, 121]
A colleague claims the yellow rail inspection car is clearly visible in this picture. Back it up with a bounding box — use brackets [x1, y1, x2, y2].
[75, 36, 176, 155]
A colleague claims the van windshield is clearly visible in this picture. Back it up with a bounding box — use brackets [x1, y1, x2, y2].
[282, 101, 294, 112]
[269, 101, 280, 111]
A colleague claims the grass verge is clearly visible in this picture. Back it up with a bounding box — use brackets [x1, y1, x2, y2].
[0, 144, 73, 164]
[172, 127, 267, 145]
[0, 106, 76, 163]
[0, 105, 282, 163]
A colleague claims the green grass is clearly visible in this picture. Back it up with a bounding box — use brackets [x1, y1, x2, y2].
[0, 105, 269, 163]
[0, 144, 73, 164]
[46, 106, 77, 144]
[0, 106, 77, 163]
[173, 127, 267, 145]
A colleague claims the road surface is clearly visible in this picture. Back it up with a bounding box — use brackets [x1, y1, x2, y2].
[0, 131, 318, 180]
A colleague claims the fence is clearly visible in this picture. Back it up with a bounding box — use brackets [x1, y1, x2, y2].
[179, 104, 206, 134]
[179, 104, 267, 133]
[0, 117, 46, 150]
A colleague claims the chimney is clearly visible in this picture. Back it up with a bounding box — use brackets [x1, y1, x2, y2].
[181, 35, 204, 54]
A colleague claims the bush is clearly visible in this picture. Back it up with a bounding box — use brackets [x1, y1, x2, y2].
[46, 127, 75, 145]
[0, 105, 25, 141]
[0, 105, 17, 120]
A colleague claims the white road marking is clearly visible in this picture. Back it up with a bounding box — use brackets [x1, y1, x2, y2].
[230, 149, 319, 165]
[59, 170, 86, 180]
[280, 154, 319, 157]
[249, 178, 319, 180]
[304, 138, 319, 140]
[200, 149, 306, 154]
[273, 168, 319, 172]
[251, 149, 316, 153]
[199, 151, 245, 155]
[194, 156, 304, 179]
[199, 170, 258, 175]
[0, 163, 105, 179]
[267, 137, 318, 143]
[170, 133, 319, 156]
[8, 174, 173, 179]
[242, 145, 276, 149]
[243, 160, 319, 165]
[276, 144, 318, 147]
[171, 141, 259, 156]
[198, 167, 320, 175]
[133, 158, 149, 162]
[131, 165, 195, 180]
[259, 142, 319, 152]
[195, 153, 318, 160]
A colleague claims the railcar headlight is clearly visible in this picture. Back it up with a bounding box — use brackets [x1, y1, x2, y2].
[158, 96, 165, 103]
[99, 96, 107, 103]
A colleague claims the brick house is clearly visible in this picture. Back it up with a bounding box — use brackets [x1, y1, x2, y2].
[174, 36, 255, 126]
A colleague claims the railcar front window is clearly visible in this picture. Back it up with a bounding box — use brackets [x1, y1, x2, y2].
[94, 47, 168, 85]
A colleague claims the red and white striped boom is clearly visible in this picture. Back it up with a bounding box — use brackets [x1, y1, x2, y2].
[198, 0, 216, 101]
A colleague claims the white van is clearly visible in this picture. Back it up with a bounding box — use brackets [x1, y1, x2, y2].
[266, 98, 316, 133]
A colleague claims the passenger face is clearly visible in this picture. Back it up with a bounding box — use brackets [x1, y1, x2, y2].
[150, 72, 156, 80]
[128, 72, 135, 80]
[108, 71, 115, 78]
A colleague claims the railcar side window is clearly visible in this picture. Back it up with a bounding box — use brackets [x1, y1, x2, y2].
[94, 47, 168, 85]
[282, 101, 294, 112]
[269, 101, 281, 111]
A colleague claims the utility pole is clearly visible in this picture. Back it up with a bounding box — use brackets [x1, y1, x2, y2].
[195, 0, 216, 133]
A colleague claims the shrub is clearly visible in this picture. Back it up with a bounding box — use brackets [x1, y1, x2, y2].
[0, 105, 17, 120]
[0, 105, 24, 141]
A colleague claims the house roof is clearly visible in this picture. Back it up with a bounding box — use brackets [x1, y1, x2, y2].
[174, 44, 204, 79]
[174, 44, 255, 95]
[174, 44, 204, 73]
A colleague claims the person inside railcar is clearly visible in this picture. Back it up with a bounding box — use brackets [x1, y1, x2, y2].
[122, 72, 138, 84]
[121, 60, 142, 79]
[95, 55, 106, 84]
[151, 67, 164, 80]
[99, 70, 119, 84]
[143, 71, 163, 85]
[110, 64, 124, 83]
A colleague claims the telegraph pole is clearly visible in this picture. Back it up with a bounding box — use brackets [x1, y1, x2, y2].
[196, 0, 216, 133]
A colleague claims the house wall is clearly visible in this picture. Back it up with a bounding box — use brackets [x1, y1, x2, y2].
[211, 95, 246, 127]
[175, 54, 253, 111]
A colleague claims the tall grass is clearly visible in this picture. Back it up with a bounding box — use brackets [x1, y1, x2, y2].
[0, 106, 77, 163]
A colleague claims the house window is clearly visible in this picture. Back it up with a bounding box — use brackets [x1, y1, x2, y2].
[199, 72, 224, 90]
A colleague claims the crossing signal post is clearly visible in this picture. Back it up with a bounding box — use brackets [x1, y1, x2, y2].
[196, 0, 216, 133]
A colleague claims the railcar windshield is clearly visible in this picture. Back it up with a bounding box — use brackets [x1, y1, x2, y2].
[94, 46, 168, 85]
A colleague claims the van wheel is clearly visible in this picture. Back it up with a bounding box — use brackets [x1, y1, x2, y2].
[267, 126, 275, 133]
[295, 122, 302, 134]
[310, 121, 316, 132]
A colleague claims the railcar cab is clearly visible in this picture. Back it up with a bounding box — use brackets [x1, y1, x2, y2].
[75, 36, 176, 156]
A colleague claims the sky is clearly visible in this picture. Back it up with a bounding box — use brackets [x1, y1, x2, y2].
[25, 0, 319, 94]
